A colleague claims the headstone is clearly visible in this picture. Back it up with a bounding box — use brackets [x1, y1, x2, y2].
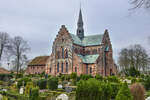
[19, 87, 24, 94]
[58, 84, 63, 89]
[0, 94, 2, 100]
[146, 97, 150, 100]
[56, 94, 68, 100]
[65, 86, 72, 93]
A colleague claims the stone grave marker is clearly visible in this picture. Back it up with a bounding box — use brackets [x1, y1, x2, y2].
[65, 86, 72, 93]
[56, 94, 68, 100]
[58, 84, 63, 89]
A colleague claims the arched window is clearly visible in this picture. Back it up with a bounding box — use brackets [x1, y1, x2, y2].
[90, 67, 92, 74]
[61, 62, 63, 73]
[62, 48, 64, 58]
[66, 62, 68, 72]
[57, 62, 59, 72]
[49, 67, 51, 73]
[57, 51, 60, 59]
[75, 67, 77, 72]
[86, 65, 88, 74]
[65, 50, 68, 58]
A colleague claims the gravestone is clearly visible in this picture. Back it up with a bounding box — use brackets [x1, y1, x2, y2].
[65, 86, 72, 93]
[0, 94, 2, 100]
[58, 84, 63, 89]
[146, 97, 150, 100]
[19, 87, 24, 94]
[56, 94, 68, 100]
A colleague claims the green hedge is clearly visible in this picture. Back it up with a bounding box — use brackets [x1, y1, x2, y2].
[37, 79, 47, 89]
[76, 78, 112, 100]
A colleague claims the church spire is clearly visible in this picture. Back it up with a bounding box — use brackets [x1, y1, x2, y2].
[77, 8, 84, 40]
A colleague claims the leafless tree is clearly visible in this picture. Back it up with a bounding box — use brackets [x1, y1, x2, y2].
[129, 0, 150, 9]
[9, 36, 30, 74]
[118, 44, 150, 73]
[0, 32, 10, 62]
[11, 54, 29, 72]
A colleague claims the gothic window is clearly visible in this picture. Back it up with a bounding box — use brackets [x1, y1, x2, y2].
[57, 62, 59, 72]
[66, 62, 68, 72]
[57, 51, 60, 59]
[86, 65, 88, 74]
[65, 49, 68, 58]
[90, 67, 92, 74]
[61, 62, 63, 73]
[50, 67, 51, 73]
[75, 67, 77, 72]
[62, 39, 64, 42]
[62, 48, 64, 58]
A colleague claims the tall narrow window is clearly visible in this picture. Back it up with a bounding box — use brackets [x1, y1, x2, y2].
[62, 48, 64, 58]
[61, 62, 63, 73]
[65, 50, 68, 58]
[66, 62, 68, 72]
[90, 67, 92, 74]
[86, 65, 88, 74]
[50, 67, 51, 73]
[57, 62, 59, 72]
[75, 67, 77, 72]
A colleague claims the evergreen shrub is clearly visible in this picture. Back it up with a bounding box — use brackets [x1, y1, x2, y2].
[37, 79, 47, 89]
[116, 83, 133, 100]
[48, 77, 58, 90]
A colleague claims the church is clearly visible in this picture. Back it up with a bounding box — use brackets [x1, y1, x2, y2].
[44, 9, 117, 76]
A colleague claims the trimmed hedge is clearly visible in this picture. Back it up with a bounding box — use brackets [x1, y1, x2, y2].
[48, 77, 58, 90]
[37, 79, 47, 89]
[76, 78, 112, 100]
[116, 83, 133, 100]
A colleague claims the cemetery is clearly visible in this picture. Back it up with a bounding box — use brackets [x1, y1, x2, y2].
[0, 72, 150, 100]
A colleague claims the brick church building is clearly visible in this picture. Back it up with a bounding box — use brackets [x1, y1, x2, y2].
[44, 9, 117, 76]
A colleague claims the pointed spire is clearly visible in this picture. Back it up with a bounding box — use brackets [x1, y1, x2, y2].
[78, 9, 83, 26]
[77, 8, 84, 40]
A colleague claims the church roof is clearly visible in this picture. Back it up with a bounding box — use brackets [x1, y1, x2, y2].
[28, 56, 49, 66]
[70, 33, 103, 46]
[78, 54, 99, 64]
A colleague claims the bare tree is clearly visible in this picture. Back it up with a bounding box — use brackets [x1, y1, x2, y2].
[0, 32, 10, 62]
[118, 44, 150, 73]
[11, 54, 29, 72]
[9, 36, 30, 74]
[129, 0, 150, 9]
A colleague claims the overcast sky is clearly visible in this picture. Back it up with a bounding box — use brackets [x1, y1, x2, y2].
[0, 0, 150, 67]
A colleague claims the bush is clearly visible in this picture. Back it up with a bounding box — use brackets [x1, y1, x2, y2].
[16, 73, 23, 78]
[25, 82, 34, 95]
[95, 74, 103, 81]
[143, 75, 150, 90]
[48, 77, 58, 90]
[37, 79, 47, 89]
[76, 78, 112, 100]
[80, 74, 93, 80]
[107, 76, 120, 83]
[116, 83, 133, 100]
[29, 87, 39, 100]
[0, 74, 13, 81]
[131, 78, 137, 84]
[110, 82, 120, 99]
[130, 83, 145, 100]
[17, 77, 31, 89]
[70, 72, 77, 80]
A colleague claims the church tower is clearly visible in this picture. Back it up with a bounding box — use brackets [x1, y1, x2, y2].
[76, 9, 84, 40]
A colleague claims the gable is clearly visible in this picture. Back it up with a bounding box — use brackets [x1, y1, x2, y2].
[70, 33, 103, 46]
